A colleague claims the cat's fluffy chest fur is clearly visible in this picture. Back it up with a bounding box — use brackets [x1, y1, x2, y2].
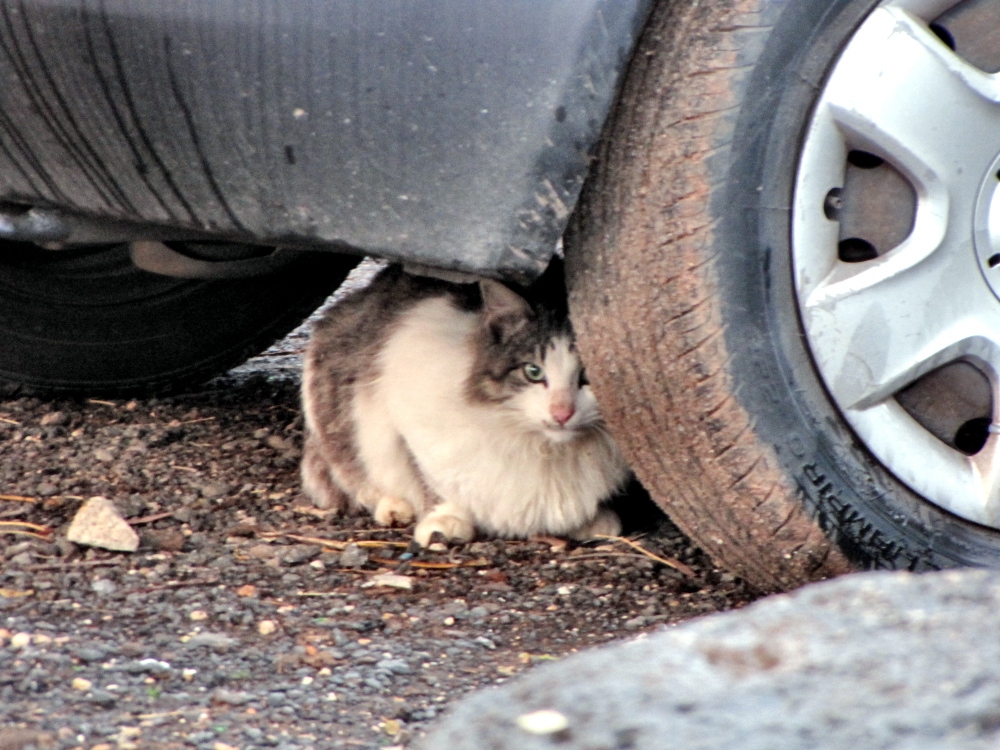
[300, 265, 628, 545]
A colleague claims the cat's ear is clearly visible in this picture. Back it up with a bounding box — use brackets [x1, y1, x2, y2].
[479, 279, 531, 342]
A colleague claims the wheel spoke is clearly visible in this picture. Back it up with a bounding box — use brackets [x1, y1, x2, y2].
[798, 4, 1000, 411]
[795, 5, 1000, 312]
[973, 438, 1000, 524]
[802, 241, 1000, 411]
[823, 7, 1000, 183]
[853, 400, 989, 522]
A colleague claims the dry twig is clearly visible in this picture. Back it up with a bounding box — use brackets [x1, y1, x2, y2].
[370, 557, 489, 570]
[132, 579, 220, 594]
[127, 511, 175, 526]
[0, 520, 51, 534]
[259, 532, 409, 550]
[26, 560, 119, 572]
[592, 534, 696, 577]
[0, 531, 50, 540]
[0, 495, 36, 503]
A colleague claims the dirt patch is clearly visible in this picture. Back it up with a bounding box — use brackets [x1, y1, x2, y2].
[0, 298, 758, 750]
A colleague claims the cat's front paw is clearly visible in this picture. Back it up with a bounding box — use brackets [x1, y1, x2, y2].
[568, 507, 622, 540]
[414, 510, 475, 546]
[373, 496, 416, 526]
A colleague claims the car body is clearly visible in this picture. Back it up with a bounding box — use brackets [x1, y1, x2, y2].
[0, 0, 650, 281]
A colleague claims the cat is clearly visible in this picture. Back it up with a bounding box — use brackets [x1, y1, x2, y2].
[299, 262, 629, 546]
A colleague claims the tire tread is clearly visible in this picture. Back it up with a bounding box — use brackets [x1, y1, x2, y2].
[567, 0, 853, 591]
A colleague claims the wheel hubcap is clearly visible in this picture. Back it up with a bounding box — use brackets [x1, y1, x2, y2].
[794, 0, 1000, 527]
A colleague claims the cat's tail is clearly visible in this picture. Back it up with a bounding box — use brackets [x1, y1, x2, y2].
[300, 430, 352, 511]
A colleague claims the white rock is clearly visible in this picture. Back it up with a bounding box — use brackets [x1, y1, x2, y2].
[9, 632, 31, 649]
[258, 620, 277, 635]
[91, 579, 117, 596]
[516, 709, 570, 735]
[66, 497, 139, 552]
[365, 573, 413, 590]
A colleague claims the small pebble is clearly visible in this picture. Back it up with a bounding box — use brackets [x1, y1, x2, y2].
[211, 688, 251, 706]
[71, 677, 93, 691]
[40, 410, 67, 426]
[339, 544, 369, 568]
[185, 633, 237, 650]
[93, 448, 115, 462]
[189, 610, 208, 621]
[199, 481, 231, 500]
[258, 620, 277, 635]
[91, 579, 117, 596]
[366, 573, 413, 590]
[88, 689, 118, 709]
[6, 552, 32, 567]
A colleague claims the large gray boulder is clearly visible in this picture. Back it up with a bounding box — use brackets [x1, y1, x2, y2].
[420, 570, 1000, 749]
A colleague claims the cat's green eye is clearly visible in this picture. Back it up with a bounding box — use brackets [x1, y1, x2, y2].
[523, 363, 546, 382]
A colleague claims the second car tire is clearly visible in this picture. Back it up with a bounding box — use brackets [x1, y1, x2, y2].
[0, 242, 358, 395]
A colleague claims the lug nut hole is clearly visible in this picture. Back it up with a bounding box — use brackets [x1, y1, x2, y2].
[838, 238, 878, 263]
[955, 417, 991, 455]
[847, 150, 884, 169]
[823, 188, 843, 220]
[989, 254, 1000, 268]
[929, 23, 956, 51]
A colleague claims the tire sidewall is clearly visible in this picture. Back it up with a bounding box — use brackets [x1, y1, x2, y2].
[720, 0, 1000, 568]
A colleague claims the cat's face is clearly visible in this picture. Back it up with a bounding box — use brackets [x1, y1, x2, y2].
[467, 279, 605, 442]
[505, 334, 603, 442]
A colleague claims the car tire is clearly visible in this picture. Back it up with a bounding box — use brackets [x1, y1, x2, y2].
[567, 0, 1000, 591]
[0, 241, 357, 395]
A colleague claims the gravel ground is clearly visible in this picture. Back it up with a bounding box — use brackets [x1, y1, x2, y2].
[0, 263, 760, 750]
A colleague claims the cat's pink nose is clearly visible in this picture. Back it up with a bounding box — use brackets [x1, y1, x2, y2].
[550, 403, 575, 426]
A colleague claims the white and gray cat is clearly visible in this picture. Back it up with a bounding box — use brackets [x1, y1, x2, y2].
[300, 263, 629, 546]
